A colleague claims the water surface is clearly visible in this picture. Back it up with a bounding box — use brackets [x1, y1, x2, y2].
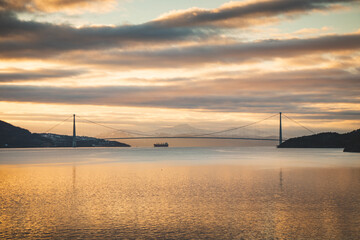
[1, 147, 359, 239]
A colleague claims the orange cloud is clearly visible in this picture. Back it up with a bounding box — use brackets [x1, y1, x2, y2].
[0, 0, 116, 13]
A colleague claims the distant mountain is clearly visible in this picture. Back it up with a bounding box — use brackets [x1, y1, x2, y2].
[0, 120, 130, 148]
[96, 123, 278, 140]
[151, 124, 208, 136]
[88, 130, 135, 139]
[278, 129, 360, 152]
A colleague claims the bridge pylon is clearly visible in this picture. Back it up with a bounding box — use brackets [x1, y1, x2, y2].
[72, 114, 76, 148]
[279, 112, 282, 145]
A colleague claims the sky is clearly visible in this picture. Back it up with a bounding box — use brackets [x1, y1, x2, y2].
[0, 0, 360, 138]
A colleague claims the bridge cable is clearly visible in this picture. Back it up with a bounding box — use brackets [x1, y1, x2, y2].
[194, 113, 278, 137]
[76, 115, 155, 137]
[43, 115, 73, 133]
[283, 114, 316, 135]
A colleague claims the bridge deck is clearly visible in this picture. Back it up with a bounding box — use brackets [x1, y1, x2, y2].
[104, 136, 279, 141]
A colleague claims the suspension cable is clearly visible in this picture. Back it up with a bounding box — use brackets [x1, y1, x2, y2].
[76, 115, 155, 137]
[75, 113, 282, 138]
[283, 114, 316, 134]
[43, 115, 73, 133]
[194, 113, 278, 136]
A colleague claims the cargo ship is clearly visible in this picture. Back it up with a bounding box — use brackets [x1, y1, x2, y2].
[154, 142, 169, 147]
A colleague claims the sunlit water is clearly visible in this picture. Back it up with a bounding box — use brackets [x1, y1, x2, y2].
[0, 147, 360, 239]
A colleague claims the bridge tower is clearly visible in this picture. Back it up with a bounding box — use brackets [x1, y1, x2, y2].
[279, 112, 282, 145]
[72, 114, 76, 147]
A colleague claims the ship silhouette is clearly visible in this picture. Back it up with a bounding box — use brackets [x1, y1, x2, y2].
[154, 142, 169, 147]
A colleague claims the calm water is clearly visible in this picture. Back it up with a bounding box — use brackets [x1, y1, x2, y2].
[0, 147, 360, 239]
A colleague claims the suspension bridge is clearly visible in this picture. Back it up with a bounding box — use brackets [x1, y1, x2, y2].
[43, 112, 315, 147]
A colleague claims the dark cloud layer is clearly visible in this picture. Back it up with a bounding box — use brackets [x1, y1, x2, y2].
[154, 0, 359, 28]
[1, 85, 359, 120]
[0, 11, 210, 59]
[0, 0, 358, 60]
[80, 33, 360, 68]
[0, 68, 85, 82]
[2, 6, 359, 65]
[1, 68, 358, 113]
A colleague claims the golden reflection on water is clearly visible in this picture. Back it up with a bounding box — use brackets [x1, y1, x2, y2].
[1, 163, 360, 239]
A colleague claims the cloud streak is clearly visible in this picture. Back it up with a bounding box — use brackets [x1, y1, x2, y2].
[154, 0, 359, 28]
[75, 33, 360, 68]
[0, 10, 211, 59]
[0, 68, 85, 82]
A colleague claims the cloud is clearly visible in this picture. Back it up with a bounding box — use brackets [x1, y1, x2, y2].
[0, 0, 358, 60]
[72, 33, 360, 68]
[0, 0, 116, 13]
[200, 69, 360, 94]
[153, 0, 359, 28]
[0, 10, 211, 59]
[1, 6, 358, 65]
[0, 68, 358, 113]
[0, 68, 85, 82]
[0, 0, 359, 128]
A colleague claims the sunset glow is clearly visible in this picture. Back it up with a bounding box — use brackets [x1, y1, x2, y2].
[1, 0, 359, 136]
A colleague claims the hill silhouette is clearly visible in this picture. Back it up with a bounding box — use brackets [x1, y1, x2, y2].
[278, 129, 360, 152]
[0, 120, 130, 148]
